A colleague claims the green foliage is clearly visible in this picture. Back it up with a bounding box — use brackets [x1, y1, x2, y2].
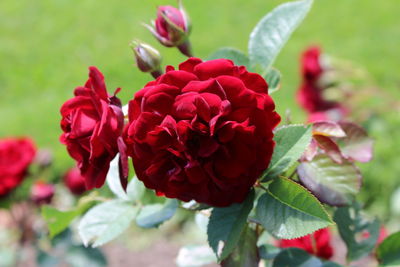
[42, 206, 81, 239]
[136, 199, 179, 228]
[262, 124, 312, 181]
[37, 229, 107, 267]
[78, 200, 139, 247]
[272, 248, 342, 267]
[376, 231, 400, 266]
[42, 194, 95, 238]
[333, 204, 380, 261]
[221, 226, 259, 267]
[265, 68, 281, 94]
[248, 0, 313, 71]
[208, 47, 250, 69]
[255, 177, 333, 239]
[297, 154, 362, 206]
[207, 190, 255, 262]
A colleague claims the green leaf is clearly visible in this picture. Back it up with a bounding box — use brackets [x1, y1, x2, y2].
[248, 0, 313, 70]
[262, 124, 312, 181]
[126, 176, 145, 202]
[377, 231, 400, 266]
[208, 47, 250, 69]
[255, 177, 333, 239]
[272, 248, 342, 267]
[297, 154, 362, 206]
[333, 204, 380, 261]
[207, 190, 255, 261]
[136, 199, 179, 228]
[265, 68, 281, 94]
[176, 245, 217, 267]
[42, 206, 80, 238]
[78, 200, 138, 247]
[65, 246, 107, 267]
[221, 226, 259, 267]
[258, 244, 281, 260]
[42, 192, 98, 238]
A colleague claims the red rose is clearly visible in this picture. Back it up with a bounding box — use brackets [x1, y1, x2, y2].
[124, 58, 280, 207]
[30, 181, 55, 205]
[63, 167, 87, 195]
[60, 67, 127, 190]
[0, 137, 36, 197]
[277, 228, 334, 260]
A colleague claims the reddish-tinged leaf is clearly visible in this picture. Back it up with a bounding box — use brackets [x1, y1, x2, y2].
[314, 135, 343, 164]
[338, 122, 373, 163]
[312, 121, 346, 138]
[297, 154, 362, 206]
[301, 138, 318, 162]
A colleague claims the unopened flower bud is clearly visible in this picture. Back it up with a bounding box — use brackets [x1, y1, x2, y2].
[31, 181, 55, 205]
[144, 0, 192, 57]
[63, 167, 87, 196]
[130, 41, 162, 78]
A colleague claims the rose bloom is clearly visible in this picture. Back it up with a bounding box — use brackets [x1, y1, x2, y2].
[60, 67, 126, 190]
[296, 46, 343, 119]
[30, 181, 55, 205]
[0, 137, 36, 197]
[277, 228, 334, 260]
[63, 167, 87, 195]
[124, 57, 280, 207]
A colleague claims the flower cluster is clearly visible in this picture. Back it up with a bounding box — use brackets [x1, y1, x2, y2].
[60, 58, 280, 207]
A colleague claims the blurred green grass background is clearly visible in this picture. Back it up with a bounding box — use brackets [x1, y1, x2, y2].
[1, 0, 399, 216]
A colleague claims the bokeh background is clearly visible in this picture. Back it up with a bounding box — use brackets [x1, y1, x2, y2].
[1, 0, 399, 238]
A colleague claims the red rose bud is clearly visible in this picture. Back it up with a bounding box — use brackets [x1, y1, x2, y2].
[31, 181, 55, 205]
[124, 57, 280, 207]
[63, 167, 87, 195]
[0, 137, 36, 197]
[277, 228, 334, 260]
[130, 40, 162, 78]
[144, 0, 192, 57]
[60, 66, 128, 190]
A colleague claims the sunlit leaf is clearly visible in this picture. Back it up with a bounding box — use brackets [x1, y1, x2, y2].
[248, 0, 313, 70]
[262, 124, 312, 181]
[255, 177, 333, 239]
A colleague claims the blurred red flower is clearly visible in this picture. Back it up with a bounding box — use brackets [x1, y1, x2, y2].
[124, 57, 280, 207]
[0, 137, 36, 197]
[296, 46, 345, 122]
[277, 228, 334, 260]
